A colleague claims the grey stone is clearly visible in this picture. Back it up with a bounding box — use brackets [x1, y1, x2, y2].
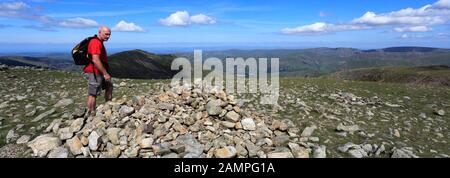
[47, 147, 69, 158]
[214, 146, 237, 158]
[124, 146, 140, 157]
[245, 142, 260, 158]
[106, 143, 121, 158]
[221, 121, 236, 128]
[313, 145, 326, 158]
[236, 144, 248, 157]
[301, 125, 317, 137]
[28, 134, 61, 157]
[170, 145, 186, 154]
[88, 131, 101, 151]
[309, 137, 320, 142]
[25, 104, 35, 114]
[434, 109, 445, 116]
[119, 105, 134, 117]
[139, 138, 154, 149]
[72, 107, 86, 118]
[348, 149, 367, 158]
[162, 153, 179, 158]
[106, 128, 121, 145]
[375, 145, 385, 156]
[176, 134, 203, 158]
[66, 136, 83, 155]
[225, 111, 240, 122]
[152, 144, 172, 156]
[267, 152, 294, 158]
[53, 99, 73, 108]
[206, 99, 222, 116]
[157, 102, 175, 111]
[6, 129, 18, 144]
[338, 142, 358, 153]
[241, 118, 256, 131]
[0, 101, 8, 109]
[69, 118, 85, 133]
[288, 143, 309, 158]
[391, 147, 419, 158]
[336, 123, 360, 133]
[57, 127, 73, 140]
[16, 135, 31, 144]
[273, 135, 290, 147]
[362, 144, 373, 153]
[419, 113, 427, 119]
[32, 108, 56, 122]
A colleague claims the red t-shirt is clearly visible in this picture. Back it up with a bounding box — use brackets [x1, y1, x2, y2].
[83, 38, 109, 74]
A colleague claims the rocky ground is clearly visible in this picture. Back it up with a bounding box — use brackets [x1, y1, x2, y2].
[0, 64, 448, 158]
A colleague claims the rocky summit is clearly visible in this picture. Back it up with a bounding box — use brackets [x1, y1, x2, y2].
[0, 67, 449, 158]
[23, 81, 319, 158]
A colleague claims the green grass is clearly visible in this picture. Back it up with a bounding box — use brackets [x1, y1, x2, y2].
[330, 65, 450, 87]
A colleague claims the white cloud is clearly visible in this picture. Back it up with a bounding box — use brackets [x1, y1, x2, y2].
[433, 0, 450, 9]
[159, 11, 190, 26]
[351, 11, 446, 26]
[190, 14, 216, 24]
[0, 1, 30, 18]
[159, 11, 216, 26]
[0, 2, 29, 11]
[352, 0, 450, 26]
[0, 2, 100, 30]
[281, 22, 368, 34]
[112, 20, 145, 32]
[394, 26, 431, 32]
[282, 0, 450, 35]
[400, 34, 425, 39]
[58, 17, 99, 28]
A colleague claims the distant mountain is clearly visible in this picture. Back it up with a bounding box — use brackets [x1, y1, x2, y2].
[178, 46, 450, 77]
[108, 49, 178, 79]
[328, 65, 450, 87]
[0, 56, 80, 70]
[2, 47, 450, 78]
[0, 56, 47, 68]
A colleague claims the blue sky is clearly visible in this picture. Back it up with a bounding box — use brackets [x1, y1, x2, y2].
[0, 0, 449, 52]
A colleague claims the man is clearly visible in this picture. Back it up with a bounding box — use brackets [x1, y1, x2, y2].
[84, 26, 112, 115]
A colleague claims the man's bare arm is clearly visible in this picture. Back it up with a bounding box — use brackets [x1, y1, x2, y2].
[92, 55, 111, 81]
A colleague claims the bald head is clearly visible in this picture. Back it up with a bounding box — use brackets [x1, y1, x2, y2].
[97, 26, 111, 41]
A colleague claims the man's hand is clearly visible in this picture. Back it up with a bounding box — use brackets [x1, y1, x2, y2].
[103, 73, 111, 81]
[92, 55, 110, 81]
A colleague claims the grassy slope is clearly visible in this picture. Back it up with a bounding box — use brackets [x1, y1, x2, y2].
[329, 65, 450, 87]
[108, 50, 177, 79]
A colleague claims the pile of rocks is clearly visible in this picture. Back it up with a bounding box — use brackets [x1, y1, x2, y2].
[26, 81, 323, 158]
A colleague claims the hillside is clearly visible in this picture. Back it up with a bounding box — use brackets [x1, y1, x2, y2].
[329, 65, 450, 87]
[0, 55, 79, 71]
[0, 56, 52, 68]
[108, 49, 178, 79]
[178, 46, 450, 77]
